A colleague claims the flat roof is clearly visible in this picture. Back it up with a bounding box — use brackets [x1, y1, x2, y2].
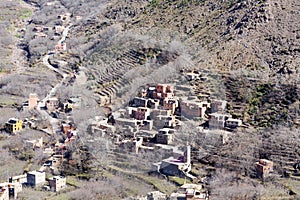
[226, 118, 242, 122]
[162, 156, 186, 166]
[27, 170, 45, 175]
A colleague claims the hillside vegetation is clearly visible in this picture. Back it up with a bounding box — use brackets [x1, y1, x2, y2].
[0, 0, 299, 199]
[65, 0, 299, 126]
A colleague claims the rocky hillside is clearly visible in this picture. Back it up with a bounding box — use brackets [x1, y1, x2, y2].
[73, 0, 300, 126]
[20, 0, 300, 126]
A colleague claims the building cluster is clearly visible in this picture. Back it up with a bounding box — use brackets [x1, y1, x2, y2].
[169, 183, 209, 200]
[91, 84, 180, 147]
[1, 67, 253, 199]
[32, 26, 50, 39]
[22, 93, 81, 114]
[6, 93, 80, 134]
[1, 92, 81, 197]
[140, 183, 209, 200]
[89, 82, 244, 181]
[0, 171, 66, 199]
[91, 82, 243, 147]
[31, 12, 72, 52]
[152, 145, 194, 179]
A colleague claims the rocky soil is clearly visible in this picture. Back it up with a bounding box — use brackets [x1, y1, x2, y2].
[60, 0, 300, 127]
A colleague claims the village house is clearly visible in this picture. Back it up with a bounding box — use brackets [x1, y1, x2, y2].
[9, 174, 27, 185]
[58, 13, 71, 22]
[48, 176, 66, 192]
[54, 25, 65, 35]
[32, 26, 43, 32]
[5, 118, 23, 134]
[256, 159, 274, 179]
[153, 145, 193, 178]
[88, 116, 116, 136]
[0, 183, 9, 200]
[46, 97, 59, 112]
[116, 118, 153, 132]
[185, 71, 200, 81]
[26, 171, 46, 187]
[150, 109, 172, 120]
[49, 155, 64, 172]
[115, 118, 140, 133]
[61, 122, 76, 134]
[118, 137, 143, 154]
[22, 93, 39, 110]
[28, 93, 39, 110]
[150, 99, 160, 109]
[202, 129, 233, 145]
[33, 32, 47, 39]
[180, 99, 210, 119]
[153, 84, 174, 99]
[128, 107, 151, 121]
[156, 128, 175, 145]
[135, 130, 157, 140]
[129, 97, 150, 108]
[170, 183, 209, 200]
[63, 96, 81, 111]
[65, 130, 77, 144]
[208, 113, 231, 129]
[139, 119, 153, 131]
[225, 118, 242, 129]
[0, 181, 22, 200]
[163, 98, 179, 115]
[153, 115, 176, 129]
[146, 86, 157, 99]
[55, 43, 67, 53]
[211, 99, 227, 113]
[98, 122, 116, 135]
[147, 191, 167, 200]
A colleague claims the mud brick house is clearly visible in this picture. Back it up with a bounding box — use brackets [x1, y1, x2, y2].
[163, 98, 179, 114]
[48, 176, 66, 192]
[156, 128, 175, 145]
[46, 97, 59, 112]
[256, 159, 274, 179]
[211, 100, 227, 113]
[153, 146, 192, 177]
[128, 107, 151, 121]
[153, 115, 176, 129]
[180, 99, 210, 119]
[170, 183, 209, 200]
[153, 84, 174, 99]
[55, 43, 67, 52]
[209, 113, 231, 129]
[61, 122, 76, 134]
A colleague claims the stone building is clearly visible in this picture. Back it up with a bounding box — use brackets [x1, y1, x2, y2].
[26, 171, 46, 187]
[48, 176, 66, 192]
[156, 128, 175, 145]
[256, 159, 274, 179]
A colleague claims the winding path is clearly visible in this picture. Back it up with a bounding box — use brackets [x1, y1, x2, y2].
[36, 23, 73, 138]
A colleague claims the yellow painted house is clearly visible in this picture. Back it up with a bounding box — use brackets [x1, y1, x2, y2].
[5, 118, 23, 134]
